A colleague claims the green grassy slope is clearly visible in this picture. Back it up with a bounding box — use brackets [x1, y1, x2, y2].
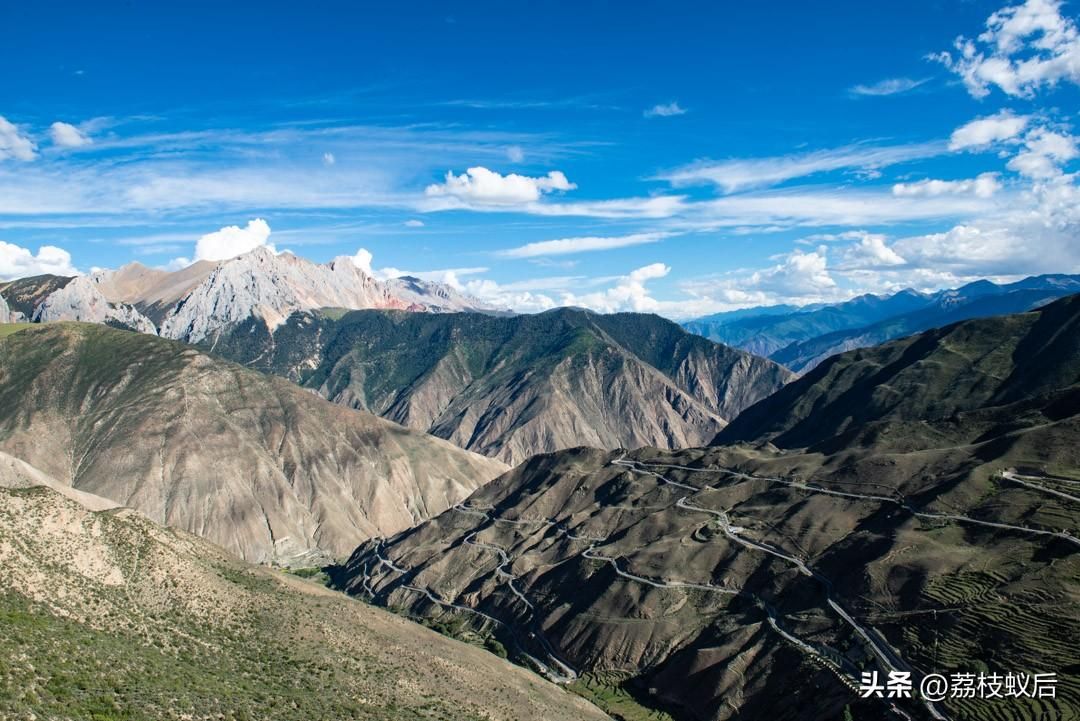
[0, 484, 607, 721]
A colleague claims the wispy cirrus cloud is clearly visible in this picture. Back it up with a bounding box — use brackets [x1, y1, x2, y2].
[657, 141, 947, 192]
[848, 77, 929, 96]
[497, 231, 671, 258]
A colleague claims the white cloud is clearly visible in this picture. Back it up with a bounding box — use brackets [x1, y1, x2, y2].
[404, 219, 425, 227]
[498, 231, 670, 258]
[889, 180, 1080, 278]
[932, 0, 1080, 98]
[49, 122, 92, 148]
[892, 172, 1002, 198]
[949, 111, 1030, 149]
[835, 232, 907, 269]
[518, 195, 687, 219]
[644, 102, 687, 118]
[424, 166, 576, 206]
[849, 77, 929, 96]
[660, 142, 944, 192]
[0, 116, 37, 161]
[348, 246, 486, 286]
[322, 152, 335, 166]
[506, 145, 525, 162]
[194, 218, 274, 262]
[0, 240, 79, 280]
[350, 248, 374, 275]
[687, 187, 996, 227]
[558, 263, 672, 313]
[1006, 127, 1079, 177]
[678, 247, 845, 310]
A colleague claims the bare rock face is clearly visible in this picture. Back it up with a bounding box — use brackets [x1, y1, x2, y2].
[17, 248, 496, 343]
[0, 292, 17, 323]
[0, 323, 507, 564]
[32, 273, 157, 333]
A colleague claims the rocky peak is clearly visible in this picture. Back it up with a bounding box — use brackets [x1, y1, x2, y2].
[32, 274, 157, 334]
[11, 247, 496, 343]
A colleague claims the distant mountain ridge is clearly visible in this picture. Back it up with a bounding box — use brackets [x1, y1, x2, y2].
[209, 307, 795, 465]
[0, 247, 494, 343]
[684, 274, 1080, 372]
[716, 292, 1080, 451]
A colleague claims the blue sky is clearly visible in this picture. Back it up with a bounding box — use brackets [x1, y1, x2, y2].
[1, 0, 1078, 317]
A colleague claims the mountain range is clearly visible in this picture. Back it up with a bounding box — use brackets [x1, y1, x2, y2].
[207, 307, 794, 465]
[684, 274, 1080, 373]
[345, 295, 1080, 721]
[3, 246, 493, 344]
[0, 322, 506, 565]
[0, 474, 607, 721]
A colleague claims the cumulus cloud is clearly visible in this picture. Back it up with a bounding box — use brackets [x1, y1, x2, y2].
[350, 247, 374, 275]
[0, 116, 37, 161]
[932, 0, 1080, 98]
[49, 122, 92, 148]
[644, 102, 687, 117]
[849, 77, 929, 96]
[554, 263, 672, 314]
[322, 152, 336, 166]
[193, 218, 274, 262]
[348, 246, 487, 286]
[498, 232, 669, 258]
[679, 248, 842, 309]
[835, 232, 907, 269]
[949, 111, 1030, 149]
[424, 167, 576, 206]
[0, 240, 79, 280]
[1006, 127, 1079, 177]
[892, 172, 1002, 198]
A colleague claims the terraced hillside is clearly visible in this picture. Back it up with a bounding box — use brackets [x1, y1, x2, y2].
[0, 482, 607, 721]
[339, 299, 1080, 721]
[209, 307, 793, 464]
[0, 323, 506, 565]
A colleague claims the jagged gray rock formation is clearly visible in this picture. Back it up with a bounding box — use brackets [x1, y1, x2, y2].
[18, 248, 495, 343]
[0, 292, 17, 323]
[33, 273, 158, 333]
[158, 249, 419, 342]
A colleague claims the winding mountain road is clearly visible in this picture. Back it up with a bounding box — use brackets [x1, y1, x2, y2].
[614, 455, 949, 721]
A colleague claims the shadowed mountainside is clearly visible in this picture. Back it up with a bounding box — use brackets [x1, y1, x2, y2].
[715, 293, 1080, 452]
[0, 323, 506, 565]
[340, 298, 1080, 721]
[209, 307, 794, 465]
